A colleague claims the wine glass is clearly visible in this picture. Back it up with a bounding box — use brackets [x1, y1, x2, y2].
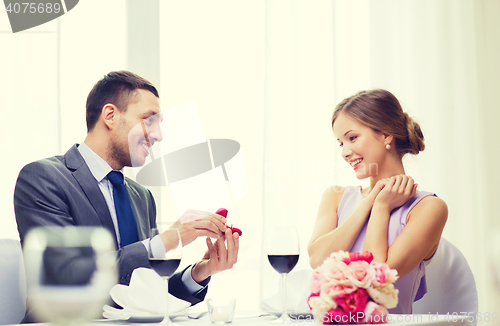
[148, 227, 182, 325]
[267, 225, 300, 324]
[23, 226, 117, 326]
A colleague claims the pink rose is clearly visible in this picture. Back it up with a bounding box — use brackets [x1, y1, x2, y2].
[334, 288, 369, 315]
[308, 250, 398, 324]
[345, 260, 373, 288]
[371, 262, 399, 287]
[321, 259, 349, 283]
[360, 301, 389, 324]
[344, 251, 374, 265]
[323, 307, 349, 325]
[310, 270, 323, 294]
[322, 281, 357, 299]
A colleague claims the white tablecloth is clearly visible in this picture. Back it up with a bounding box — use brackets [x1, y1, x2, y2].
[97, 312, 473, 326]
[3, 313, 474, 326]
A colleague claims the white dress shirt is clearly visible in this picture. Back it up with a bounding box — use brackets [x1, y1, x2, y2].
[78, 143, 206, 294]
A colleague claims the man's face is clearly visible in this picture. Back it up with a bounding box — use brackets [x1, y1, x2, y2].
[110, 89, 163, 168]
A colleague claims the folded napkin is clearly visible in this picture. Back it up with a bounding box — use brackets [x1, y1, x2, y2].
[103, 268, 191, 320]
[261, 269, 312, 314]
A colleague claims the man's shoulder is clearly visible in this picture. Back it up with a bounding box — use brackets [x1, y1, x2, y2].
[15, 154, 73, 198]
[21, 154, 65, 174]
[19, 145, 81, 177]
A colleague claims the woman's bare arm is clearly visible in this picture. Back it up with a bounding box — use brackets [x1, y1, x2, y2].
[308, 185, 382, 268]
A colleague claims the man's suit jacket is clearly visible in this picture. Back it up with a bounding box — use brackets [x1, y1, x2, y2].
[14, 144, 207, 307]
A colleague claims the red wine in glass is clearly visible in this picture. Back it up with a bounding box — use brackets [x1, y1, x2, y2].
[149, 259, 181, 278]
[266, 225, 300, 324]
[149, 228, 182, 326]
[267, 255, 299, 274]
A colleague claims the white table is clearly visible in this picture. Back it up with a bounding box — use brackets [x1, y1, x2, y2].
[3, 313, 474, 326]
[93, 312, 474, 326]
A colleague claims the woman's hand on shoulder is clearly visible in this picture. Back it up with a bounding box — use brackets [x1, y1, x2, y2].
[366, 178, 391, 204]
[373, 175, 417, 212]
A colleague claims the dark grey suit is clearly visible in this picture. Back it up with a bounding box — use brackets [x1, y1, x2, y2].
[14, 144, 207, 310]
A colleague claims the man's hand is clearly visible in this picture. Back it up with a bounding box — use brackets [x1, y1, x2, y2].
[191, 228, 240, 283]
[160, 210, 227, 249]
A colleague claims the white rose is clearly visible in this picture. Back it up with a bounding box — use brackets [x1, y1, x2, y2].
[366, 283, 399, 309]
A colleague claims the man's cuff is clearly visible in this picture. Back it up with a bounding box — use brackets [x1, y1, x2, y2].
[141, 235, 166, 258]
[181, 263, 211, 295]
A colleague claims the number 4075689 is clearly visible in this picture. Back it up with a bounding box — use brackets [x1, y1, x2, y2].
[5, 2, 61, 14]
[444, 312, 498, 323]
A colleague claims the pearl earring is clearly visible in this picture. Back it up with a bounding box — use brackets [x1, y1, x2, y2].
[385, 144, 391, 150]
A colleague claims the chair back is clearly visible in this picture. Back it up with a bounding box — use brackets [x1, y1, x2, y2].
[0, 239, 27, 325]
[413, 238, 478, 323]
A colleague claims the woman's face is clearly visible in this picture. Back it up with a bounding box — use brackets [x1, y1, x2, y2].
[333, 112, 388, 180]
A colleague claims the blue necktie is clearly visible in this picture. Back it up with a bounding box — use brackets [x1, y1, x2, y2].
[107, 171, 139, 247]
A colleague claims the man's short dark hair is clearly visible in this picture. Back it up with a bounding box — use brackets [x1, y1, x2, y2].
[86, 71, 159, 132]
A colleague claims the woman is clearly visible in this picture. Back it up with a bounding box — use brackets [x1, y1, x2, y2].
[308, 89, 447, 314]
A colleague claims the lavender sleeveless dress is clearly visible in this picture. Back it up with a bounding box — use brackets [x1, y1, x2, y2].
[337, 186, 437, 314]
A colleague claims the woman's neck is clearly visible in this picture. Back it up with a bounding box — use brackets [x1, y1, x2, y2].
[369, 157, 406, 190]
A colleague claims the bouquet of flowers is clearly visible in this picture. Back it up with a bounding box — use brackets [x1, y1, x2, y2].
[307, 251, 399, 324]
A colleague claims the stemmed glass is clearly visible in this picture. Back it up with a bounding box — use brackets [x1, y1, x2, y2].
[148, 227, 182, 325]
[267, 225, 300, 324]
[23, 227, 116, 326]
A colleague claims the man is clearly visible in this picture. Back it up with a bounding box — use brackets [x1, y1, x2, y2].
[14, 71, 239, 315]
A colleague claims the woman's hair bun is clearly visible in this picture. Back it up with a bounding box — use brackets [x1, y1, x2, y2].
[404, 113, 425, 155]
